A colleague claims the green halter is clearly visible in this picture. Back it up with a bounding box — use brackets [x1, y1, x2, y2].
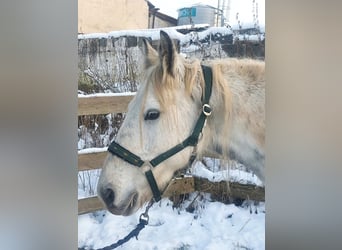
[108, 65, 213, 202]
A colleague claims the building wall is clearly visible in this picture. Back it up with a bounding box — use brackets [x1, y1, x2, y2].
[78, 0, 148, 34]
[149, 16, 174, 29]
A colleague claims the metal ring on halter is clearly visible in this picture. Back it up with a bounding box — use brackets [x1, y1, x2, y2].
[142, 161, 153, 170]
[202, 104, 212, 116]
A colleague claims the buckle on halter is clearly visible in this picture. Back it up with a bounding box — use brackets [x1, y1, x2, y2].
[202, 104, 212, 116]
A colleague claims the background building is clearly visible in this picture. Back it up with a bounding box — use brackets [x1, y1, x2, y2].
[78, 0, 177, 34]
[78, 0, 149, 34]
[148, 1, 177, 29]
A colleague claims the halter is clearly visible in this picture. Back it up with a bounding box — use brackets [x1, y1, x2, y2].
[107, 65, 213, 202]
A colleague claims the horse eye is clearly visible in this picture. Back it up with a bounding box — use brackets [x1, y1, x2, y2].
[144, 109, 160, 121]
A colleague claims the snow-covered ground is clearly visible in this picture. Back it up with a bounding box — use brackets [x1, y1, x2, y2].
[78, 160, 265, 250]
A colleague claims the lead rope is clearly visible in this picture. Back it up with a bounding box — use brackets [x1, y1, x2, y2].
[78, 200, 154, 250]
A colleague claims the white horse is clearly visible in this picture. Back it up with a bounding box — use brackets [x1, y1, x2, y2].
[97, 31, 265, 216]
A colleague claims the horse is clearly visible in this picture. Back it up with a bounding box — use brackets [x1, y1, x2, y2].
[97, 30, 265, 216]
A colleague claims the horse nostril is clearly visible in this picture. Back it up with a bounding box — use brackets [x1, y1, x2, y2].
[101, 188, 115, 207]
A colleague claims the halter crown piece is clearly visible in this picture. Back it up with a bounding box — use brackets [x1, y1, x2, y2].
[108, 65, 213, 202]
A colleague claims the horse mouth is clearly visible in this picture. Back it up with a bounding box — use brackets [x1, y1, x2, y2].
[107, 192, 139, 216]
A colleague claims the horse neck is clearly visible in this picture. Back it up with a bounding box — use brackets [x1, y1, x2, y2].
[197, 66, 233, 159]
[197, 60, 263, 159]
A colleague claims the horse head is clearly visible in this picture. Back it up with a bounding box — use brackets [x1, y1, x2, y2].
[97, 31, 206, 215]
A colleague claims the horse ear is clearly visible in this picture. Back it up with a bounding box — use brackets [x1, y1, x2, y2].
[141, 38, 158, 69]
[159, 30, 176, 77]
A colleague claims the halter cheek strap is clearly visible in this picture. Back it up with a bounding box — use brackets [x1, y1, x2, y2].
[107, 65, 213, 202]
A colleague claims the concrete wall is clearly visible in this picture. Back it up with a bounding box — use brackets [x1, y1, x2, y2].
[78, 0, 148, 34]
[78, 28, 265, 94]
[78, 36, 144, 93]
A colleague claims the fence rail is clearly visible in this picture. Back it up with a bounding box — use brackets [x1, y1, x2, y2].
[78, 94, 134, 116]
[78, 94, 265, 215]
[79, 151, 108, 171]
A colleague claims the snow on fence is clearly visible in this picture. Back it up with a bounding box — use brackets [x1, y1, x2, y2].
[78, 94, 264, 215]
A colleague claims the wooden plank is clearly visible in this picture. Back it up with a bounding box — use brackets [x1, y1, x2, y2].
[162, 176, 195, 197]
[78, 177, 265, 214]
[78, 94, 134, 116]
[78, 196, 104, 215]
[194, 177, 265, 202]
[78, 151, 108, 171]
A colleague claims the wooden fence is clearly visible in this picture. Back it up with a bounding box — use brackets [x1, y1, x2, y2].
[78, 94, 264, 215]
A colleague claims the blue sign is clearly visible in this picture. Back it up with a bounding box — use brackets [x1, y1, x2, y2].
[179, 8, 196, 18]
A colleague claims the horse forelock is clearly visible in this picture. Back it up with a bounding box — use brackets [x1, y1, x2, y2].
[143, 56, 205, 110]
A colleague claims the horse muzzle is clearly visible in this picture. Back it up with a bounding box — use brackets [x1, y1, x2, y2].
[98, 185, 140, 216]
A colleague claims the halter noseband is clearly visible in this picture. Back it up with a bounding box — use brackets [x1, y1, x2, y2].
[107, 65, 213, 202]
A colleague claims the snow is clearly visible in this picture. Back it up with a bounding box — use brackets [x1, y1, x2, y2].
[78, 159, 265, 249]
[79, 199, 265, 250]
[78, 25, 264, 44]
[192, 161, 263, 186]
[78, 172, 101, 199]
[78, 147, 108, 155]
[78, 27, 187, 41]
[78, 92, 136, 98]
